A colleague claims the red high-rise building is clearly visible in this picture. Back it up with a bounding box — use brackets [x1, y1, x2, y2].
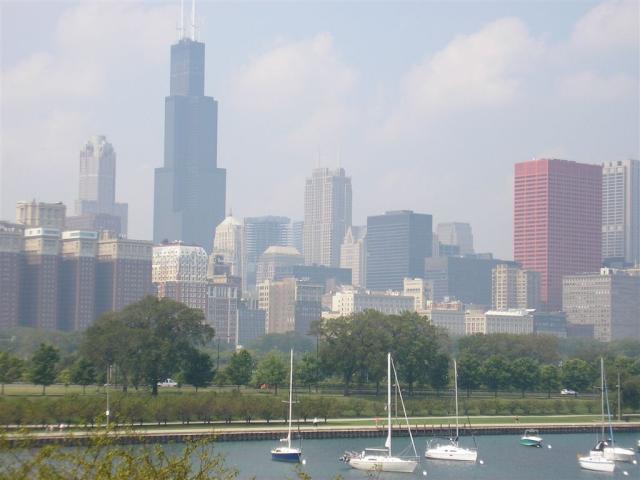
[514, 159, 602, 311]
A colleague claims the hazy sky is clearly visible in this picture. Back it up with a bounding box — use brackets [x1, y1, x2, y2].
[1, 0, 638, 258]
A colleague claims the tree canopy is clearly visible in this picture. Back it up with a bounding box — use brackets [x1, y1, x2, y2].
[82, 296, 214, 395]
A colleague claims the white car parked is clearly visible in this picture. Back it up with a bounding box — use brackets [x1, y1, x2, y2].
[158, 378, 178, 387]
[561, 388, 577, 396]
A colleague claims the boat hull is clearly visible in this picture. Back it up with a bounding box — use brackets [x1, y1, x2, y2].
[578, 456, 615, 473]
[603, 446, 636, 462]
[271, 448, 302, 462]
[349, 456, 418, 473]
[425, 445, 477, 462]
[520, 437, 543, 447]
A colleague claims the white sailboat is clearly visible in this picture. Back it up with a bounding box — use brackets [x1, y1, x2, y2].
[425, 359, 478, 462]
[341, 353, 419, 473]
[578, 358, 615, 473]
[270, 349, 302, 462]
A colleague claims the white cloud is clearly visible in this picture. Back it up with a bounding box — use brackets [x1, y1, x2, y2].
[571, 0, 639, 51]
[228, 33, 357, 147]
[559, 71, 636, 102]
[384, 17, 543, 138]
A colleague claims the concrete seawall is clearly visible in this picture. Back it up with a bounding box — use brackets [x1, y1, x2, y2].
[5, 423, 640, 447]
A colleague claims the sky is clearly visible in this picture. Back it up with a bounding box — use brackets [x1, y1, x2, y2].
[1, 0, 638, 259]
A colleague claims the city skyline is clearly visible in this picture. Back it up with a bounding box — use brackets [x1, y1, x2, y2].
[2, 1, 637, 260]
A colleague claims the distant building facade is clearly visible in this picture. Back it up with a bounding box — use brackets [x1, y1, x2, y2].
[563, 268, 640, 341]
[514, 159, 602, 310]
[255, 246, 304, 285]
[465, 309, 534, 335]
[436, 222, 474, 255]
[403, 277, 432, 313]
[273, 264, 351, 292]
[212, 216, 243, 277]
[492, 264, 540, 310]
[602, 159, 640, 266]
[242, 216, 292, 291]
[237, 301, 266, 346]
[0, 222, 24, 328]
[532, 311, 567, 337]
[70, 135, 128, 235]
[258, 278, 322, 334]
[206, 273, 241, 345]
[425, 256, 517, 305]
[153, 36, 226, 250]
[152, 243, 208, 312]
[95, 231, 152, 318]
[16, 201, 66, 230]
[59, 231, 97, 331]
[330, 287, 415, 316]
[425, 301, 466, 336]
[366, 210, 432, 291]
[340, 226, 367, 287]
[303, 167, 352, 267]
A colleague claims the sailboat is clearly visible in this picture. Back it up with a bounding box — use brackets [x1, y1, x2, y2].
[270, 349, 302, 462]
[425, 359, 478, 462]
[578, 358, 615, 473]
[340, 353, 419, 473]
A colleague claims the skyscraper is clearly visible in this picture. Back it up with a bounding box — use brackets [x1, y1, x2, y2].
[340, 226, 367, 287]
[436, 222, 474, 255]
[242, 216, 291, 291]
[514, 159, 602, 311]
[212, 216, 243, 277]
[602, 159, 640, 266]
[0, 222, 23, 329]
[366, 210, 432, 291]
[153, 26, 226, 250]
[491, 263, 539, 310]
[303, 167, 352, 267]
[16, 201, 66, 230]
[71, 136, 128, 235]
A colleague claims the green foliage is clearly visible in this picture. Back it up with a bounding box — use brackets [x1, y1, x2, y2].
[562, 358, 595, 392]
[317, 310, 449, 395]
[622, 376, 640, 410]
[296, 352, 322, 392]
[481, 355, 510, 396]
[539, 364, 561, 398]
[254, 351, 287, 394]
[178, 350, 215, 392]
[246, 331, 315, 355]
[457, 352, 481, 396]
[70, 357, 97, 394]
[0, 352, 24, 395]
[458, 333, 560, 364]
[82, 296, 214, 395]
[509, 357, 540, 397]
[28, 344, 60, 395]
[225, 349, 254, 388]
[0, 432, 238, 480]
[0, 326, 82, 359]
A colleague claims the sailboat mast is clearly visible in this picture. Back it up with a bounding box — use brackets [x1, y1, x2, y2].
[600, 357, 605, 440]
[288, 349, 294, 449]
[454, 359, 459, 439]
[387, 352, 392, 456]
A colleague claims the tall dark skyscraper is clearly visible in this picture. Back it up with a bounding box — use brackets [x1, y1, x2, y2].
[153, 29, 226, 250]
[366, 210, 432, 291]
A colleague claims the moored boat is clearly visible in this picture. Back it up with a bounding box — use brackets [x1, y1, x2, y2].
[270, 350, 302, 463]
[520, 429, 543, 447]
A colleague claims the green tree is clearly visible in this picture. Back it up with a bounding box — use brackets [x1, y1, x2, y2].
[254, 351, 287, 395]
[28, 343, 60, 395]
[429, 352, 450, 394]
[622, 376, 640, 410]
[562, 358, 595, 393]
[179, 350, 215, 392]
[457, 352, 482, 397]
[317, 316, 359, 395]
[509, 357, 540, 397]
[83, 296, 214, 395]
[225, 349, 253, 389]
[70, 357, 97, 394]
[481, 354, 510, 397]
[539, 364, 561, 398]
[296, 352, 321, 393]
[0, 352, 24, 395]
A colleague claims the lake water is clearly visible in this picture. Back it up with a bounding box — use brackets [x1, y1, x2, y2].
[198, 432, 639, 479]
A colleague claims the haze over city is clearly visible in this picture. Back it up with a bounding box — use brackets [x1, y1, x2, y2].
[2, 0, 637, 259]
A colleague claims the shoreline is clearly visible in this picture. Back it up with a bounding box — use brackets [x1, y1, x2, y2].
[5, 422, 640, 447]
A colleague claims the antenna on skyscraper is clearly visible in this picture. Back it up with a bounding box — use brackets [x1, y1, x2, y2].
[180, 0, 185, 39]
[191, 0, 197, 40]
